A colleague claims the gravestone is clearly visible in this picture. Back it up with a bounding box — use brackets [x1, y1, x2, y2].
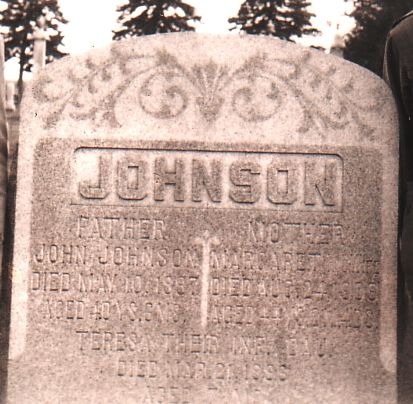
[5, 34, 398, 403]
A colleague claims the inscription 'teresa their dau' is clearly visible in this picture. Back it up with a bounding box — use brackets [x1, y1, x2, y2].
[72, 149, 343, 212]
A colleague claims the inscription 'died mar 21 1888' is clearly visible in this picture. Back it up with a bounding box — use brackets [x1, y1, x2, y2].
[6, 34, 398, 404]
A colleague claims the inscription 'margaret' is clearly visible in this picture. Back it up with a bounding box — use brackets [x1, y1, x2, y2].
[73, 148, 343, 211]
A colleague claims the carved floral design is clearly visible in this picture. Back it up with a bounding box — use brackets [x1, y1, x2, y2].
[33, 44, 384, 138]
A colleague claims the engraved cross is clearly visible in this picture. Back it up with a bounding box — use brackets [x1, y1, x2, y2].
[194, 230, 219, 329]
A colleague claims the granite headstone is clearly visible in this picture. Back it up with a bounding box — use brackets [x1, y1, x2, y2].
[5, 34, 398, 403]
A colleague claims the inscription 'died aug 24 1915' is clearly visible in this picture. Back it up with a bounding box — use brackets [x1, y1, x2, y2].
[5, 34, 398, 404]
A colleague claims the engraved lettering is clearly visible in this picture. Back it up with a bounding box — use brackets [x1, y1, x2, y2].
[229, 161, 261, 203]
[74, 149, 343, 212]
[304, 161, 338, 206]
[267, 160, 298, 205]
[154, 157, 185, 201]
[192, 159, 222, 202]
[117, 158, 148, 200]
[79, 155, 111, 199]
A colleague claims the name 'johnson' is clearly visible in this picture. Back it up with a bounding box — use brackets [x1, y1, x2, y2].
[75, 151, 342, 211]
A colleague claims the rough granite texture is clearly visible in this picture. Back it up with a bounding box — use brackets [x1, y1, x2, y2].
[5, 33, 398, 403]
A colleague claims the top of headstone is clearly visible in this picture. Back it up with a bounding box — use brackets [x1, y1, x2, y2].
[21, 33, 396, 149]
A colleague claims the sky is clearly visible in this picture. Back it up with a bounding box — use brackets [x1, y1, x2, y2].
[59, 0, 355, 53]
[4, 0, 355, 79]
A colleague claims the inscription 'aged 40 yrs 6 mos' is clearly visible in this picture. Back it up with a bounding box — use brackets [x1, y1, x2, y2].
[4, 34, 398, 403]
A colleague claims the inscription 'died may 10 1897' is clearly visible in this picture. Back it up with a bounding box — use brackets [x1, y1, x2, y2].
[6, 34, 398, 403]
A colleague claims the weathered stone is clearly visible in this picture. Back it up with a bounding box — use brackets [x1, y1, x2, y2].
[6, 33, 398, 403]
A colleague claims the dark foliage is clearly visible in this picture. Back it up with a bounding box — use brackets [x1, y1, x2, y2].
[344, 0, 413, 75]
[113, 0, 200, 40]
[0, 0, 68, 82]
[229, 0, 318, 41]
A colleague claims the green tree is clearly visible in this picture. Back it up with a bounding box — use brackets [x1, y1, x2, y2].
[0, 0, 68, 83]
[113, 0, 200, 40]
[344, 0, 412, 75]
[229, 0, 318, 41]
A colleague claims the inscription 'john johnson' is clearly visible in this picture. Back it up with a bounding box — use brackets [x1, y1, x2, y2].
[73, 149, 343, 211]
